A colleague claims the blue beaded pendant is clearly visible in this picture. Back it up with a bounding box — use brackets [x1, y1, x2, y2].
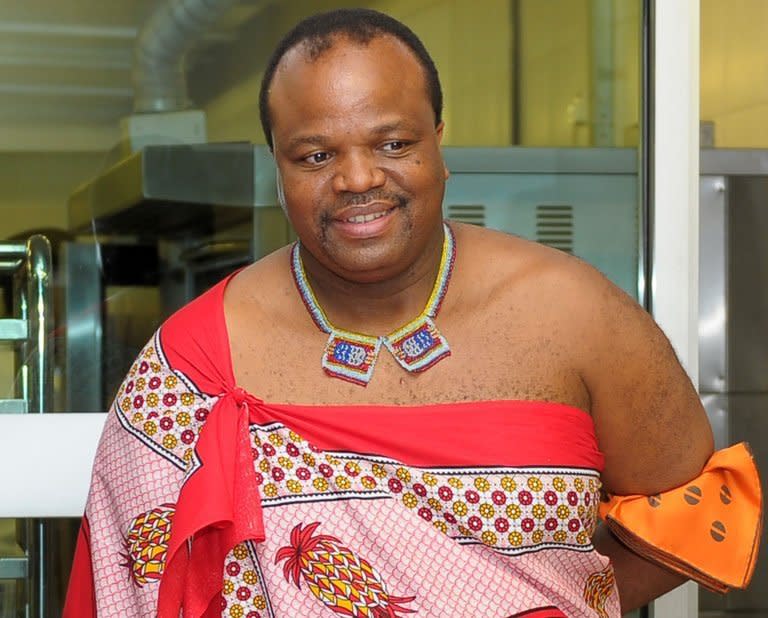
[291, 223, 455, 386]
[322, 332, 381, 386]
[384, 316, 450, 373]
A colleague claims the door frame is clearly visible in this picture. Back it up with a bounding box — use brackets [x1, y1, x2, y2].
[648, 1, 700, 616]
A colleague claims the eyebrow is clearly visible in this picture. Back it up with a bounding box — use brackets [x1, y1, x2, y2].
[371, 121, 416, 135]
[286, 134, 329, 150]
[285, 121, 419, 151]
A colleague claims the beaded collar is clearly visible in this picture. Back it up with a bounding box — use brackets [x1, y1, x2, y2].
[291, 223, 455, 386]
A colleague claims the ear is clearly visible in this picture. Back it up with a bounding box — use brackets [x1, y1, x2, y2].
[435, 121, 445, 144]
[435, 122, 450, 180]
[275, 165, 288, 214]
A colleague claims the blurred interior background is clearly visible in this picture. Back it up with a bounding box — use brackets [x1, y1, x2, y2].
[0, 1, 765, 616]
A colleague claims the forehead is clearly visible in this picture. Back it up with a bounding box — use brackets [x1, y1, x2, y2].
[268, 34, 432, 131]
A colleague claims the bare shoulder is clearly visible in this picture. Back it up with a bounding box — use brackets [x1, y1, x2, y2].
[223, 245, 296, 327]
[452, 222, 713, 495]
[532, 250, 715, 496]
[450, 221, 616, 315]
[453, 221, 666, 349]
[546, 254, 715, 494]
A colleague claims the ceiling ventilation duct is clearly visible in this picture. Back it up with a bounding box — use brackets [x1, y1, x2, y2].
[122, 0, 241, 153]
[68, 0, 278, 237]
[133, 0, 241, 113]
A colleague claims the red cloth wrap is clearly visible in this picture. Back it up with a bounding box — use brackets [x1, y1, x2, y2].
[158, 389, 265, 617]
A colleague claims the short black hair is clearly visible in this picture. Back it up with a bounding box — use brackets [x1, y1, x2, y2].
[258, 8, 443, 150]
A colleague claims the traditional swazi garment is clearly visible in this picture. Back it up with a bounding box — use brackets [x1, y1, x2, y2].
[63, 276, 762, 618]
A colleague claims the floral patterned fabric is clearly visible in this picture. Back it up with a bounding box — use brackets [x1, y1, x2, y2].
[64, 276, 620, 618]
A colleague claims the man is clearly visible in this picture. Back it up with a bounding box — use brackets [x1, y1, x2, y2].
[65, 8, 761, 618]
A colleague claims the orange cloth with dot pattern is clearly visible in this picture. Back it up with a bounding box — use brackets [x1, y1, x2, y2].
[599, 442, 762, 593]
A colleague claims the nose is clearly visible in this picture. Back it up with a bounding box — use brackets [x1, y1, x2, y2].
[332, 150, 386, 193]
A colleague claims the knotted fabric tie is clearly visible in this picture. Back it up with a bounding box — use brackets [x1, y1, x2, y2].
[157, 387, 266, 617]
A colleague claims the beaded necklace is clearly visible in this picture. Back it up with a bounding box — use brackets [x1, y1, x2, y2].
[291, 222, 455, 386]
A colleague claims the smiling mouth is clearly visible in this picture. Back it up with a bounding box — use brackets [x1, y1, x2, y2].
[343, 208, 395, 224]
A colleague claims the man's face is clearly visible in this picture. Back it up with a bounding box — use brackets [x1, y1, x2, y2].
[268, 34, 448, 283]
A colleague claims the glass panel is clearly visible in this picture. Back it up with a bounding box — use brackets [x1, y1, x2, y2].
[517, 0, 641, 148]
[701, 0, 768, 148]
[0, 1, 644, 616]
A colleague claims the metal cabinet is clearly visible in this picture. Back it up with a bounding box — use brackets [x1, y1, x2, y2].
[699, 149, 768, 615]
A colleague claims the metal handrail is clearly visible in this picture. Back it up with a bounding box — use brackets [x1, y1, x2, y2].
[0, 244, 26, 257]
[23, 235, 53, 618]
[0, 235, 53, 617]
[0, 556, 27, 579]
[26, 235, 53, 417]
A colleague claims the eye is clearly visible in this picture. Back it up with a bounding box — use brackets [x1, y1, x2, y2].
[382, 141, 408, 152]
[303, 151, 330, 165]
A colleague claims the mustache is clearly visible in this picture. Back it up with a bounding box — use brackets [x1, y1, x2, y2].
[319, 191, 408, 226]
[339, 190, 407, 209]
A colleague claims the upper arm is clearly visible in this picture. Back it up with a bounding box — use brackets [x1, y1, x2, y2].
[571, 263, 714, 495]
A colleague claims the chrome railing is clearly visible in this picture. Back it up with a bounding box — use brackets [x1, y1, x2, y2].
[0, 235, 53, 617]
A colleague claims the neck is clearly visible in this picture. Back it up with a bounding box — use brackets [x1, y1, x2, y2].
[297, 224, 447, 335]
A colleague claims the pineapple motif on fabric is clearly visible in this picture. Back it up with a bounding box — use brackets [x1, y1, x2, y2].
[583, 565, 615, 618]
[121, 503, 175, 586]
[276, 521, 416, 617]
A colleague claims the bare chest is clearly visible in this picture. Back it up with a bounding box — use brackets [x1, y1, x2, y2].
[230, 306, 590, 411]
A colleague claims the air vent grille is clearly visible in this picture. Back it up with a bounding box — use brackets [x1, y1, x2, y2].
[447, 204, 486, 227]
[536, 204, 574, 253]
